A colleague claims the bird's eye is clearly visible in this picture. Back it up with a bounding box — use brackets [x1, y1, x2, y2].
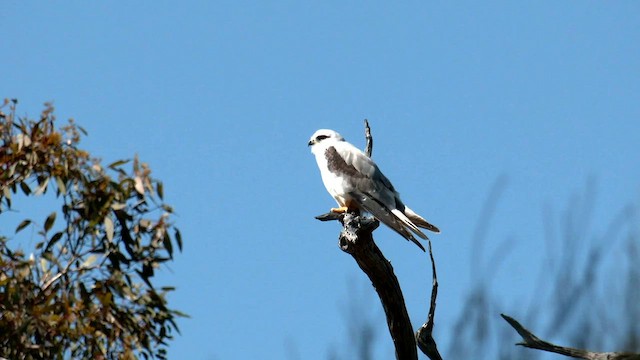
[316, 135, 329, 141]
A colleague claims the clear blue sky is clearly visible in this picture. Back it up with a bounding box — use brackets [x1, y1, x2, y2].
[2, 2, 639, 359]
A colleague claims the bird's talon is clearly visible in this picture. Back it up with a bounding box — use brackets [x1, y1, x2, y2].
[330, 206, 349, 213]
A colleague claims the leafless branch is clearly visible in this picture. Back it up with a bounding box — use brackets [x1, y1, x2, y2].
[336, 211, 418, 360]
[501, 314, 640, 360]
[416, 237, 443, 360]
[364, 119, 373, 158]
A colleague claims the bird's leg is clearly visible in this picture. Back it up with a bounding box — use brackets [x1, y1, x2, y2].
[331, 199, 358, 214]
[330, 206, 349, 213]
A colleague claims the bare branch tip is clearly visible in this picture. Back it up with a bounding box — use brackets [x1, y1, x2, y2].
[314, 212, 343, 222]
[363, 119, 373, 158]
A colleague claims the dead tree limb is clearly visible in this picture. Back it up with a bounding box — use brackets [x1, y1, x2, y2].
[317, 211, 418, 360]
[501, 314, 640, 360]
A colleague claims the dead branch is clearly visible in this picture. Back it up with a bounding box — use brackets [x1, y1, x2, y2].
[364, 119, 373, 158]
[416, 237, 443, 360]
[501, 314, 640, 360]
[319, 210, 418, 360]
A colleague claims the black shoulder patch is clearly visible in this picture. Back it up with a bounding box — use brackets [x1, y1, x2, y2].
[325, 147, 366, 179]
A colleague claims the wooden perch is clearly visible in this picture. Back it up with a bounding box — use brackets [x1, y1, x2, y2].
[501, 314, 640, 360]
[314, 121, 443, 360]
[317, 210, 418, 360]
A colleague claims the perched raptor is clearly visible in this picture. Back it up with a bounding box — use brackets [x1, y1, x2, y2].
[308, 129, 439, 251]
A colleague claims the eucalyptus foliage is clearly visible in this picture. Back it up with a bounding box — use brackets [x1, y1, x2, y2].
[0, 100, 184, 360]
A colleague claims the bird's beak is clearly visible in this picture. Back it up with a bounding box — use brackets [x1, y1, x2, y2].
[308, 140, 315, 146]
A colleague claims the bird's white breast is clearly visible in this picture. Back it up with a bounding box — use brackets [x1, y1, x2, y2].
[311, 142, 352, 207]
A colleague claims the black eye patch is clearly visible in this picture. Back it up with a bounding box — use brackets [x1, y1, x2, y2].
[316, 135, 330, 141]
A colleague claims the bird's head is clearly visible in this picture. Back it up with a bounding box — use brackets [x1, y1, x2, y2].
[308, 129, 344, 148]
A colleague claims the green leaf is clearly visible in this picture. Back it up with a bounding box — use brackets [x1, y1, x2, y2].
[42, 251, 54, 262]
[139, 219, 152, 229]
[82, 254, 97, 268]
[55, 176, 67, 195]
[111, 202, 126, 211]
[40, 258, 49, 273]
[2, 185, 11, 201]
[79, 282, 91, 303]
[17, 264, 30, 279]
[15, 219, 32, 233]
[19, 181, 31, 195]
[134, 176, 144, 195]
[104, 216, 114, 242]
[35, 177, 50, 195]
[108, 159, 129, 170]
[45, 232, 64, 252]
[44, 212, 56, 232]
[171, 309, 190, 318]
[156, 181, 164, 200]
[174, 229, 182, 252]
[163, 232, 173, 259]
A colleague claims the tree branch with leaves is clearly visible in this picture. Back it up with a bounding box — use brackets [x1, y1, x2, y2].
[0, 99, 184, 360]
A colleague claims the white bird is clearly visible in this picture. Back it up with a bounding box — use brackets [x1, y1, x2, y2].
[308, 129, 439, 251]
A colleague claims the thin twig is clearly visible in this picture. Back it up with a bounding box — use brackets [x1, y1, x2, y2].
[416, 238, 443, 360]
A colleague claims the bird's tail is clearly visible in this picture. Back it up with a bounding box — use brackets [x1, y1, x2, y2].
[403, 206, 440, 233]
[391, 209, 428, 239]
[349, 191, 426, 251]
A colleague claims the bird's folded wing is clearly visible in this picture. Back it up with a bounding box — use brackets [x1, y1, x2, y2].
[349, 191, 426, 252]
